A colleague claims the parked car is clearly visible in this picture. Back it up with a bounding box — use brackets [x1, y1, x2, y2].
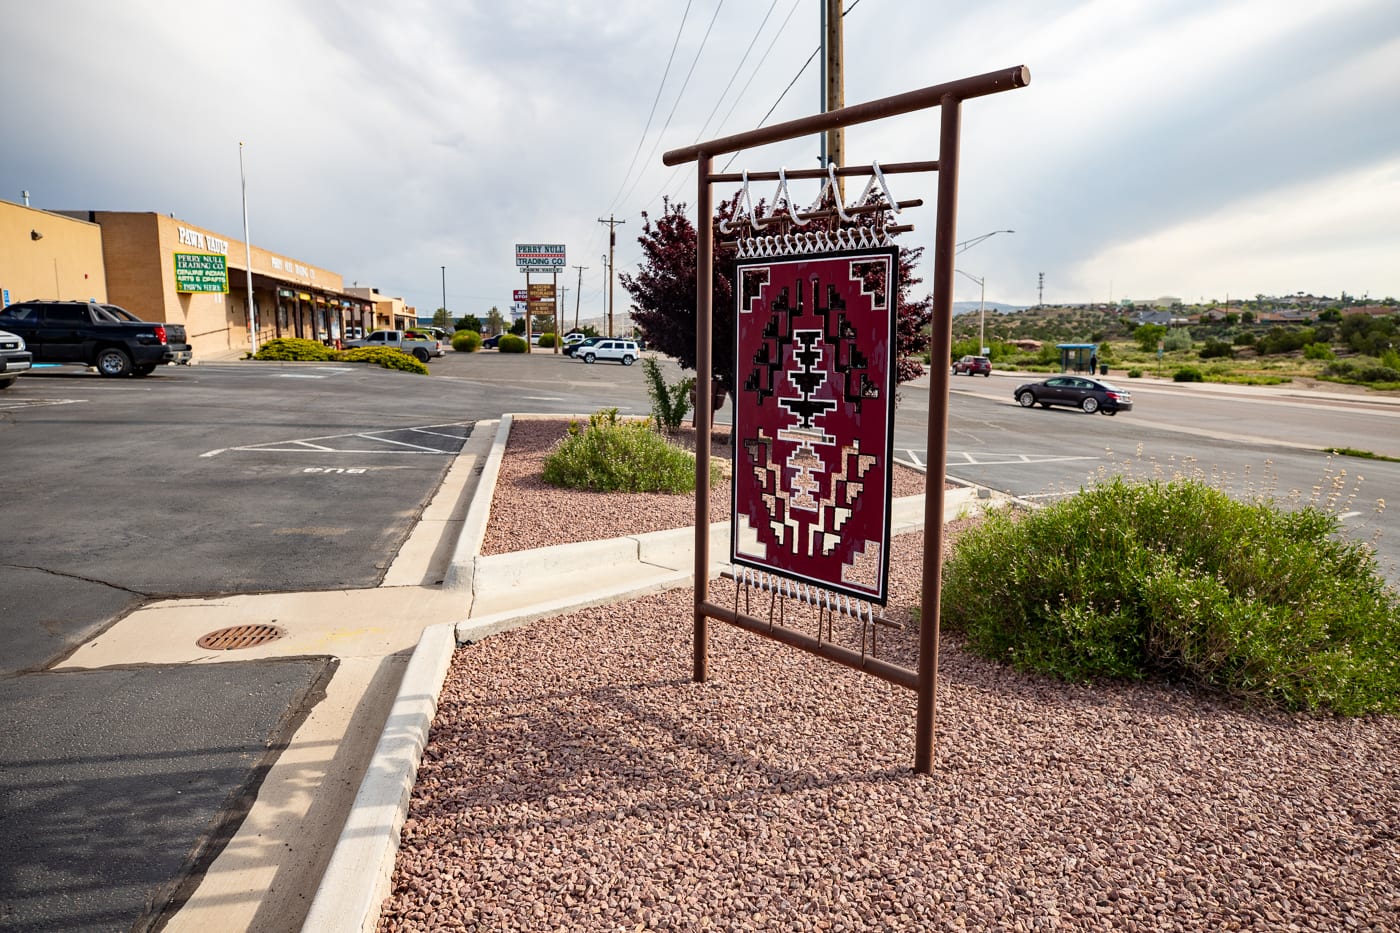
[481, 334, 503, 349]
[0, 328, 33, 389]
[564, 335, 602, 358]
[1013, 376, 1133, 415]
[952, 354, 992, 376]
[0, 300, 192, 376]
[578, 338, 640, 366]
[342, 329, 444, 362]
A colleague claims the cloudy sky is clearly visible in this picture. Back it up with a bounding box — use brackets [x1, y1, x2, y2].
[5, 0, 1399, 315]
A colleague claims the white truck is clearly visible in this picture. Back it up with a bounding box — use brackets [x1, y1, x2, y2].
[343, 329, 445, 363]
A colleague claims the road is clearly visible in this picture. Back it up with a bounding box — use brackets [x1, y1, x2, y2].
[894, 370, 1400, 578]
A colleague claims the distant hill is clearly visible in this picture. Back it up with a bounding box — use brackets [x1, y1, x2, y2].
[953, 300, 1026, 316]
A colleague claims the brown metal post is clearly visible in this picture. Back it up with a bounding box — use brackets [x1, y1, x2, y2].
[693, 151, 714, 683]
[915, 96, 962, 775]
[824, 0, 844, 200]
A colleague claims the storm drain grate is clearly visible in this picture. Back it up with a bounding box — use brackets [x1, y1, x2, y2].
[197, 624, 285, 650]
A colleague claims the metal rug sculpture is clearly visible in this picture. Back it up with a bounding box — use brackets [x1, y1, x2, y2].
[731, 237, 899, 604]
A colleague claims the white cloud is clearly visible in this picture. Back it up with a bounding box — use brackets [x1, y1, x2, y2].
[3, 0, 1398, 312]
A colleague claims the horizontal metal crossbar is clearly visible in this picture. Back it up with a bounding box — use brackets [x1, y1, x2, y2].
[700, 600, 918, 690]
[707, 160, 938, 184]
[665, 65, 1029, 165]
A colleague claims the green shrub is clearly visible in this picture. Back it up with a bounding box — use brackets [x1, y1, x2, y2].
[499, 334, 528, 353]
[1199, 338, 1234, 359]
[537, 333, 557, 349]
[254, 338, 339, 361]
[542, 409, 699, 493]
[338, 346, 429, 374]
[1356, 365, 1400, 383]
[1303, 342, 1335, 361]
[1163, 328, 1194, 352]
[1127, 368, 1143, 378]
[452, 330, 481, 352]
[641, 356, 695, 434]
[1173, 366, 1204, 382]
[940, 476, 1400, 714]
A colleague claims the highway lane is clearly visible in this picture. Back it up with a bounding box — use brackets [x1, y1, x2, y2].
[894, 370, 1400, 580]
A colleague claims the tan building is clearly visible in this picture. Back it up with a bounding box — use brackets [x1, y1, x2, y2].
[3, 200, 412, 359]
[0, 200, 109, 306]
[63, 210, 377, 358]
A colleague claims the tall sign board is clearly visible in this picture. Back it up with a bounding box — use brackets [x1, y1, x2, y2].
[515, 243, 566, 272]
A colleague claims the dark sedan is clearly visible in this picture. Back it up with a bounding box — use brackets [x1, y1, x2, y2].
[1014, 375, 1133, 415]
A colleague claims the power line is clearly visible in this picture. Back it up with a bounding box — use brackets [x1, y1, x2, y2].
[605, 0, 694, 215]
[617, 0, 726, 211]
[721, 0, 864, 173]
[639, 0, 786, 216]
[694, 0, 782, 144]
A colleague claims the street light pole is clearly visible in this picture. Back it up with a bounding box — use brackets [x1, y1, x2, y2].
[440, 266, 446, 324]
[955, 267, 987, 354]
[955, 228, 1013, 255]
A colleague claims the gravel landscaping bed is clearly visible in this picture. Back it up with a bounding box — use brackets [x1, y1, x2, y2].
[480, 418, 939, 555]
[382, 491, 1400, 929]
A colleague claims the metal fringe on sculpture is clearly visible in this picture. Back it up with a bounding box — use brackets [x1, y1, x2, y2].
[733, 226, 894, 258]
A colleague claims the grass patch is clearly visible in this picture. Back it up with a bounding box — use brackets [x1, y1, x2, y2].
[1324, 447, 1400, 463]
[542, 409, 713, 494]
[940, 475, 1399, 715]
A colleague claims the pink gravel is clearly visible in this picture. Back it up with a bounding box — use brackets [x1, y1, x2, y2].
[379, 423, 1400, 931]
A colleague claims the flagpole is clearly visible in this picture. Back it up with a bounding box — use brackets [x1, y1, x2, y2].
[239, 142, 258, 354]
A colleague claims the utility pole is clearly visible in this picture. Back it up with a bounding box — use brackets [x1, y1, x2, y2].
[440, 265, 446, 321]
[821, 0, 845, 198]
[1038, 272, 1045, 308]
[572, 264, 587, 331]
[598, 215, 624, 336]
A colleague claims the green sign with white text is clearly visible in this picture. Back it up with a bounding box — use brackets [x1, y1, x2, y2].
[174, 252, 229, 293]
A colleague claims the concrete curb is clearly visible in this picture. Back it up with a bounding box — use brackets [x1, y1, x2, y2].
[442, 415, 510, 592]
[301, 622, 457, 933]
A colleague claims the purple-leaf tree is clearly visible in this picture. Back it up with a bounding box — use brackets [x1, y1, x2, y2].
[620, 194, 932, 398]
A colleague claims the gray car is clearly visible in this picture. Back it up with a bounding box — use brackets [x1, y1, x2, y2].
[0, 328, 33, 389]
[1014, 375, 1133, 415]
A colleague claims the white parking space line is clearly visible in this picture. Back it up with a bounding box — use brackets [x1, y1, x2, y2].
[899, 449, 1099, 467]
[274, 367, 354, 380]
[200, 422, 471, 457]
[357, 434, 445, 453]
[0, 398, 86, 411]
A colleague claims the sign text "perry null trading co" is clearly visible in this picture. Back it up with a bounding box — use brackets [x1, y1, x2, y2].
[515, 243, 566, 267]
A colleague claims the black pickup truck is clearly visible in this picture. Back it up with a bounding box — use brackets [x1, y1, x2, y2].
[0, 300, 193, 377]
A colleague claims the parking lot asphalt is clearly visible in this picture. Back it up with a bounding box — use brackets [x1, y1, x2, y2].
[0, 659, 332, 931]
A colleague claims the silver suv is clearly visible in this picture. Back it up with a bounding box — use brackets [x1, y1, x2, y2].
[579, 338, 640, 366]
[0, 328, 33, 389]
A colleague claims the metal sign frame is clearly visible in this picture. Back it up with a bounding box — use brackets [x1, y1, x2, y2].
[663, 65, 1030, 774]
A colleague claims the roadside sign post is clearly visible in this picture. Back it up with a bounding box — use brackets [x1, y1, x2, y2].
[516, 244, 566, 354]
